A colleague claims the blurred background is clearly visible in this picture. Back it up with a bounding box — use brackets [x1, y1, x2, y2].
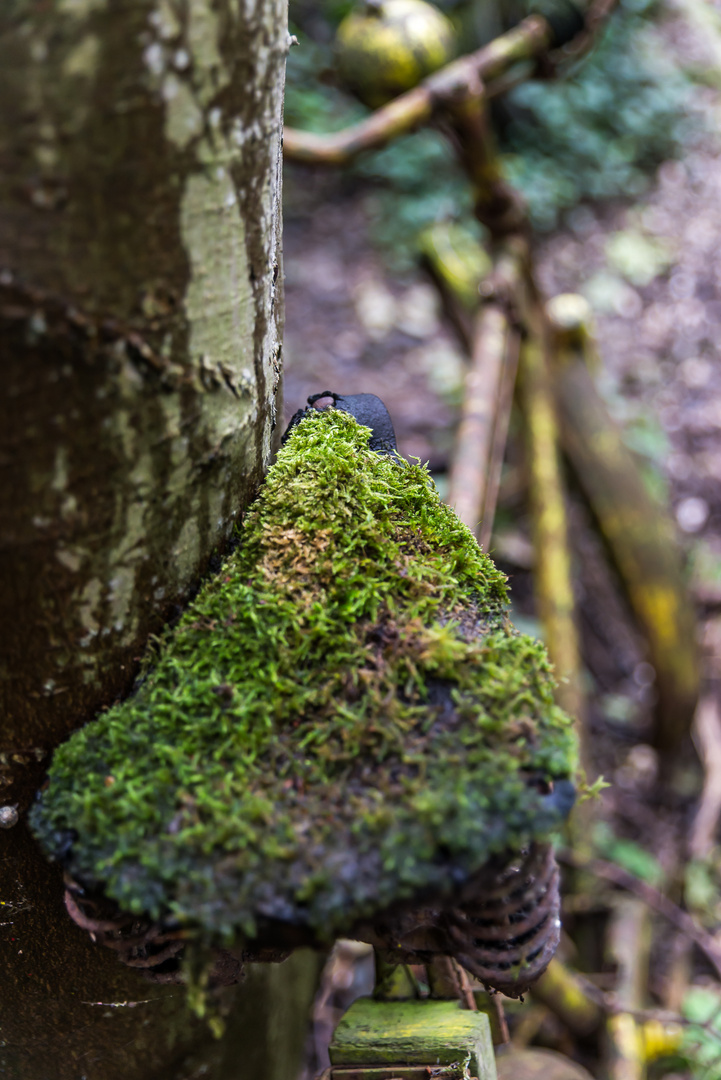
[284, 0, 721, 744]
[283, 1, 721, 1075]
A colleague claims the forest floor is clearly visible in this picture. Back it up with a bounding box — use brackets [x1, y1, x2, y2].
[284, 1, 721, 1075]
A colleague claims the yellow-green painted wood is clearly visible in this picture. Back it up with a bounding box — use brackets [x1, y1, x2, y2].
[329, 998, 496, 1080]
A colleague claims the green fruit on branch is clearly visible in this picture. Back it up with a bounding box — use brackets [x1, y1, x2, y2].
[336, 0, 457, 109]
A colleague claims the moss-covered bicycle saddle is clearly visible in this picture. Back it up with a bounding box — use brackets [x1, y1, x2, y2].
[31, 396, 576, 993]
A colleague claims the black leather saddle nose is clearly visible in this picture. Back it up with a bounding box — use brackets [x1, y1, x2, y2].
[283, 391, 398, 455]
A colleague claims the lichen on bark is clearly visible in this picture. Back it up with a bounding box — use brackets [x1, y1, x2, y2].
[0, 0, 287, 779]
[32, 409, 577, 945]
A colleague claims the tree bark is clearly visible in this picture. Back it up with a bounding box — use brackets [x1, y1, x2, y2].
[0, 2, 318, 1077]
[0, 0, 286, 783]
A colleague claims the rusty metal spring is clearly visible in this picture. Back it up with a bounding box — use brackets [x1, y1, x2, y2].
[443, 841, 561, 997]
[63, 875, 260, 985]
[62, 844, 561, 998]
[63, 877, 188, 981]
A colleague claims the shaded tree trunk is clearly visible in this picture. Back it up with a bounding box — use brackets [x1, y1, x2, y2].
[0, 1, 318, 1076]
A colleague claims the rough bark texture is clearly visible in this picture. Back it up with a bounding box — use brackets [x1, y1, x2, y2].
[0, 3, 321, 1078]
[0, 0, 285, 799]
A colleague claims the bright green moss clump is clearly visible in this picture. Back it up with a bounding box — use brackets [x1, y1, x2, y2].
[32, 409, 576, 943]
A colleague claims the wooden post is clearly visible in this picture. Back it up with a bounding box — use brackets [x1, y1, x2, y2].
[329, 998, 497, 1080]
[518, 312, 588, 773]
[548, 308, 700, 759]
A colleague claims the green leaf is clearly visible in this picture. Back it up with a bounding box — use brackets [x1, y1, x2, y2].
[593, 821, 665, 886]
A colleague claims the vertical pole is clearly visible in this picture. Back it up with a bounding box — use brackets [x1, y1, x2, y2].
[518, 308, 589, 775]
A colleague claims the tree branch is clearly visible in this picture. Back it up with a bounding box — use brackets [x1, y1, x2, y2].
[283, 16, 551, 166]
[283, 0, 621, 169]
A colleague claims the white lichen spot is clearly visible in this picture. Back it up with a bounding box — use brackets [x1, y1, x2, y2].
[143, 41, 166, 78]
[172, 517, 201, 582]
[163, 74, 203, 148]
[56, 547, 83, 573]
[180, 167, 255, 421]
[159, 393, 183, 440]
[109, 499, 145, 565]
[231, 117, 263, 148]
[161, 71, 179, 101]
[149, 2, 181, 40]
[35, 144, 59, 169]
[29, 39, 49, 62]
[112, 409, 136, 462]
[119, 357, 145, 395]
[29, 312, 47, 336]
[129, 449, 154, 498]
[207, 485, 227, 536]
[185, 0, 225, 104]
[58, 0, 107, 15]
[108, 566, 136, 633]
[51, 446, 69, 493]
[61, 493, 78, 520]
[63, 33, 100, 79]
[79, 578, 103, 635]
[174, 48, 190, 70]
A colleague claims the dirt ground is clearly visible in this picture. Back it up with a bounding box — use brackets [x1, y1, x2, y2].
[284, 1, 721, 1072]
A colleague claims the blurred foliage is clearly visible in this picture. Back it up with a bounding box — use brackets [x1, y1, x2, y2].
[689, 539, 721, 594]
[677, 987, 721, 1080]
[621, 413, 671, 507]
[685, 857, 721, 923]
[604, 228, 675, 287]
[596, 377, 672, 505]
[286, 0, 697, 263]
[592, 820, 665, 886]
[285, 22, 473, 270]
[503, 0, 695, 229]
[356, 135, 476, 271]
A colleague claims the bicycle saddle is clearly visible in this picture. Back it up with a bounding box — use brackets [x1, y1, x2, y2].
[32, 396, 576, 995]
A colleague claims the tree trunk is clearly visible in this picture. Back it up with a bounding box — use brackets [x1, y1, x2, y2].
[0, 2, 318, 1076]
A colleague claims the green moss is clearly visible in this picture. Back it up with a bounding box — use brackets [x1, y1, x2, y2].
[31, 409, 576, 943]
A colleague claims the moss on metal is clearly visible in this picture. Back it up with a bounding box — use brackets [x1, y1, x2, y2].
[31, 408, 576, 944]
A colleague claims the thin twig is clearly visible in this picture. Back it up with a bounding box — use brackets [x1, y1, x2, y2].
[452, 958, 479, 1013]
[690, 694, 721, 860]
[571, 0, 621, 60]
[489, 992, 510, 1044]
[605, 897, 649, 1080]
[447, 304, 513, 535]
[479, 329, 520, 552]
